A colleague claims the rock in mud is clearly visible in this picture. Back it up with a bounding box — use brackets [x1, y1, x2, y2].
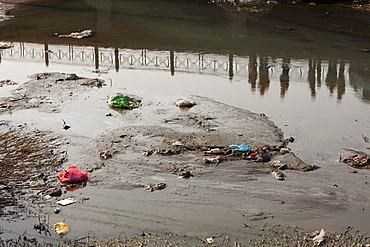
[277, 152, 319, 171]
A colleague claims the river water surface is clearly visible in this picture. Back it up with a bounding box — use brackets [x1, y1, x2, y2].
[0, 0, 370, 244]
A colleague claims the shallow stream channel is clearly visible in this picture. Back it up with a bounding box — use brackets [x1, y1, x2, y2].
[0, 0, 369, 245]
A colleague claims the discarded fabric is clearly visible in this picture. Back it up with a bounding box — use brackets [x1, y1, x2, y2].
[54, 222, 69, 235]
[108, 94, 138, 109]
[58, 166, 88, 184]
[230, 144, 251, 152]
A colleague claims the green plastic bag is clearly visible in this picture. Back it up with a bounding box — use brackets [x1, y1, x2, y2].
[108, 94, 138, 109]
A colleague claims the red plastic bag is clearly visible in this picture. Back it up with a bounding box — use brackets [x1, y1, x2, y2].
[58, 166, 88, 184]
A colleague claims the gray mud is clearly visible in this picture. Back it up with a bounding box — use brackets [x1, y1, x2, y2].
[0, 73, 368, 246]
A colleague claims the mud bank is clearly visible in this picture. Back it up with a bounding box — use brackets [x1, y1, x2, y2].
[1, 72, 369, 246]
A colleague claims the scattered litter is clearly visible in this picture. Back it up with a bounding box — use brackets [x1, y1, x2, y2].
[156, 149, 181, 155]
[99, 150, 113, 160]
[55, 29, 92, 39]
[57, 198, 76, 206]
[172, 140, 184, 146]
[54, 222, 69, 235]
[271, 170, 286, 180]
[270, 160, 288, 170]
[178, 170, 194, 179]
[280, 147, 290, 154]
[203, 156, 221, 164]
[58, 166, 89, 184]
[142, 150, 154, 156]
[248, 149, 271, 162]
[206, 237, 215, 244]
[62, 119, 70, 130]
[64, 73, 80, 80]
[144, 183, 167, 192]
[54, 208, 61, 214]
[45, 49, 52, 53]
[311, 228, 326, 245]
[108, 94, 139, 109]
[37, 187, 62, 197]
[0, 120, 11, 125]
[205, 148, 223, 154]
[342, 155, 370, 168]
[230, 144, 251, 152]
[175, 99, 196, 108]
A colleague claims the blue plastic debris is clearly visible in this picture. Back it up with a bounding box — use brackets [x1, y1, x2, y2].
[230, 144, 251, 152]
[0, 120, 11, 125]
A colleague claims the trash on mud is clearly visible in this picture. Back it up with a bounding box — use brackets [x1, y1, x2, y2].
[205, 148, 224, 154]
[58, 166, 89, 184]
[311, 228, 326, 246]
[0, 43, 13, 49]
[271, 170, 286, 181]
[178, 170, 194, 179]
[230, 144, 251, 152]
[99, 150, 113, 160]
[55, 29, 92, 39]
[175, 99, 196, 108]
[270, 160, 287, 170]
[156, 149, 181, 155]
[342, 154, 370, 168]
[54, 222, 69, 235]
[172, 140, 184, 146]
[62, 119, 71, 130]
[280, 147, 290, 154]
[0, 120, 11, 125]
[206, 237, 215, 244]
[108, 94, 139, 109]
[54, 208, 61, 214]
[247, 149, 271, 162]
[64, 182, 86, 191]
[142, 150, 154, 156]
[144, 183, 167, 192]
[203, 156, 221, 165]
[57, 198, 77, 206]
[37, 187, 62, 197]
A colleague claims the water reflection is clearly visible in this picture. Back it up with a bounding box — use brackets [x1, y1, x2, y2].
[0, 42, 369, 103]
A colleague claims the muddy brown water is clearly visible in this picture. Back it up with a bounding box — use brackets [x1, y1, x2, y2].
[0, 0, 370, 245]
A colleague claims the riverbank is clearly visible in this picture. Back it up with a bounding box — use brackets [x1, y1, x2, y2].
[1, 0, 370, 246]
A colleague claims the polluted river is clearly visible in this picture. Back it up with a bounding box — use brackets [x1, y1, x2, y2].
[0, 0, 369, 246]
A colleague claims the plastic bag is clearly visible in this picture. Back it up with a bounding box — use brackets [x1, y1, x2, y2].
[108, 94, 138, 109]
[54, 222, 69, 235]
[230, 144, 251, 152]
[58, 166, 88, 184]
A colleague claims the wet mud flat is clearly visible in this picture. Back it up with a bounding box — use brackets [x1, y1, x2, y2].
[1, 73, 370, 246]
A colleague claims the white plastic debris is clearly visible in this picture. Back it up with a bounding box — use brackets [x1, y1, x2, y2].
[57, 198, 76, 206]
[206, 237, 215, 244]
[312, 229, 326, 245]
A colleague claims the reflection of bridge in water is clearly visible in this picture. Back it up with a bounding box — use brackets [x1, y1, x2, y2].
[0, 42, 368, 102]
